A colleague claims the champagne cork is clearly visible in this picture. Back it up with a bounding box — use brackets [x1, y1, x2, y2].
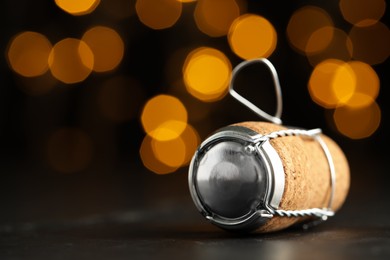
[235, 122, 350, 232]
[188, 121, 350, 233]
[188, 58, 350, 232]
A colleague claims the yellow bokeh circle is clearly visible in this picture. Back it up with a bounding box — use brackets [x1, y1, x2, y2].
[305, 26, 335, 55]
[136, 0, 182, 30]
[180, 124, 200, 166]
[140, 135, 179, 174]
[228, 14, 277, 60]
[308, 59, 356, 108]
[306, 28, 353, 66]
[183, 47, 232, 102]
[194, 0, 241, 37]
[287, 6, 334, 54]
[140, 124, 200, 174]
[309, 59, 380, 109]
[332, 62, 356, 104]
[333, 101, 381, 139]
[7, 31, 52, 77]
[345, 61, 379, 108]
[55, 0, 100, 16]
[349, 22, 390, 65]
[339, 0, 386, 27]
[82, 26, 124, 72]
[151, 137, 186, 168]
[141, 95, 188, 141]
[48, 38, 94, 84]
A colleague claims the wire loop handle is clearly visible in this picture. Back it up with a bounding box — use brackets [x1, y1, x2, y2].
[229, 58, 283, 125]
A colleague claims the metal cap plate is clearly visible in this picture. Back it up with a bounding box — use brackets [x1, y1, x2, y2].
[188, 126, 285, 231]
[195, 140, 267, 219]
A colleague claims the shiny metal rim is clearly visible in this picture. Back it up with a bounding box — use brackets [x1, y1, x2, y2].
[188, 125, 285, 227]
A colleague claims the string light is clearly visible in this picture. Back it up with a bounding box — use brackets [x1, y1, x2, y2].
[345, 61, 380, 108]
[307, 28, 353, 66]
[309, 59, 355, 109]
[48, 38, 94, 84]
[183, 47, 232, 102]
[194, 0, 241, 37]
[180, 124, 200, 166]
[141, 95, 188, 141]
[151, 137, 186, 168]
[287, 6, 334, 54]
[228, 14, 277, 59]
[55, 0, 100, 16]
[349, 22, 390, 65]
[333, 102, 381, 139]
[140, 135, 179, 175]
[7, 31, 52, 77]
[140, 124, 200, 174]
[305, 26, 335, 55]
[339, 0, 386, 27]
[136, 0, 182, 30]
[82, 26, 125, 72]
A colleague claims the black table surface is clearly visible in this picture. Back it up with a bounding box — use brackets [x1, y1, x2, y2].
[1, 211, 390, 260]
[1, 187, 390, 260]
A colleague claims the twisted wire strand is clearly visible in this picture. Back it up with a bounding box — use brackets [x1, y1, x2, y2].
[262, 128, 321, 140]
[273, 208, 334, 218]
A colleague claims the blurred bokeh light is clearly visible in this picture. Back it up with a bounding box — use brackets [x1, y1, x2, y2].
[183, 47, 232, 102]
[48, 38, 94, 84]
[136, 0, 182, 30]
[141, 95, 188, 141]
[309, 59, 355, 109]
[287, 6, 334, 55]
[339, 0, 386, 27]
[309, 59, 380, 110]
[305, 26, 335, 55]
[55, 0, 100, 16]
[152, 136, 186, 168]
[194, 0, 241, 37]
[307, 28, 353, 66]
[333, 102, 381, 139]
[349, 22, 390, 65]
[228, 14, 277, 59]
[140, 124, 199, 175]
[346, 61, 380, 108]
[179, 124, 200, 166]
[140, 135, 179, 175]
[332, 62, 356, 104]
[7, 31, 52, 77]
[82, 26, 125, 73]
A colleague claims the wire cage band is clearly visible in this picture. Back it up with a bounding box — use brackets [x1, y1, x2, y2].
[256, 128, 336, 222]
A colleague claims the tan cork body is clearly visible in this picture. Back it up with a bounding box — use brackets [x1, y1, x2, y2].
[234, 122, 350, 232]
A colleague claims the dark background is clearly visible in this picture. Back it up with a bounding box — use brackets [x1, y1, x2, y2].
[0, 0, 389, 258]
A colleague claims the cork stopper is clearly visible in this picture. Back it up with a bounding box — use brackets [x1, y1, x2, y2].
[234, 122, 350, 232]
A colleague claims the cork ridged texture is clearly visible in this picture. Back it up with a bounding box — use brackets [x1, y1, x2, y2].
[234, 122, 350, 232]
